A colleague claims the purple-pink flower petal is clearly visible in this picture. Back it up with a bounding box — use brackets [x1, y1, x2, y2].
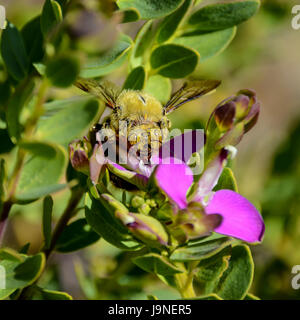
[155, 161, 194, 209]
[205, 189, 265, 243]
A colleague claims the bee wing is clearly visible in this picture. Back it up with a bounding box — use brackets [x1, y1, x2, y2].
[75, 78, 121, 109]
[164, 80, 221, 115]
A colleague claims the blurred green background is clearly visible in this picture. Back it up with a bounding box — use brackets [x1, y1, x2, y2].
[1, 0, 300, 299]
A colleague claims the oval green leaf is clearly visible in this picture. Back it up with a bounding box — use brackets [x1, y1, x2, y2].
[157, 0, 192, 43]
[80, 34, 132, 78]
[144, 75, 171, 105]
[117, 0, 184, 19]
[15, 145, 66, 201]
[215, 245, 254, 300]
[21, 16, 45, 64]
[150, 44, 199, 78]
[123, 66, 146, 90]
[188, 0, 260, 31]
[46, 55, 80, 88]
[36, 97, 99, 148]
[130, 20, 154, 69]
[133, 253, 183, 276]
[172, 27, 236, 62]
[41, 0, 63, 37]
[170, 237, 233, 261]
[0, 22, 29, 81]
[55, 218, 101, 253]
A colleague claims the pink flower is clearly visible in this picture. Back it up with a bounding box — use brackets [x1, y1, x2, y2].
[154, 155, 265, 243]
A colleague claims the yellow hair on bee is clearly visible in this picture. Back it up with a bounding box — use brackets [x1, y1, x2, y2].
[116, 90, 163, 122]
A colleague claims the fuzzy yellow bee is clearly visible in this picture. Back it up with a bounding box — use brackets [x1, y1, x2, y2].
[75, 78, 220, 163]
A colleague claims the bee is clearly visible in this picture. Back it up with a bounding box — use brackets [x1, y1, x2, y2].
[75, 78, 220, 164]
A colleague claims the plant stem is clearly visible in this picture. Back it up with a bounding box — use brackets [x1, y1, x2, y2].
[44, 188, 84, 258]
[174, 263, 196, 299]
[0, 201, 13, 246]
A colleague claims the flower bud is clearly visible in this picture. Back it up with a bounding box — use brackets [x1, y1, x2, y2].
[69, 138, 91, 175]
[121, 213, 169, 247]
[206, 90, 260, 150]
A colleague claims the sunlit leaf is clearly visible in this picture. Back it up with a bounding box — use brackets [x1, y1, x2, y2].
[80, 34, 132, 78]
[188, 0, 260, 31]
[157, 0, 192, 43]
[117, 0, 184, 19]
[144, 75, 171, 104]
[150, 44, 199, 78]
[172, 27, 236, 62]
[215, 245, 254, 300]
[36, 97, 99, 148]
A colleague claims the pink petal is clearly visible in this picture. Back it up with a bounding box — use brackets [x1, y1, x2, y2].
[205, 189, 265, 243]
[155, 160, 194, 209]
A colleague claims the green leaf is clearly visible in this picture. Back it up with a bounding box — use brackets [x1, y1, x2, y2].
[0, 248, 23, 262]
[157, 0, 192, 43]
[36, 97, 99, 148]
[188, 0, 260, 31]
[130, 21, 154, 69]
[45, 54, 80, 88]
[144, 75, 171, 104]
[133, 253, 183, 276]
[150, 44, 199, 78]
[38, 288, 73, 300]
[13, 253, 46, 285]
[85, 192, 142, 250]
[170, 237, 233, 261]
[120, 8, 141, 23]
[0, 22, 29, 81]
[196, 246, 231, 295]
[6, 79, 35, 143]
[41, 0, 63, 37]
[117, 0, 184, 19]
[215, 245, 254, 300]
[123, 66, 146, 90]
[19, 141, 58, 158]
[172, 27, 236, 62]
[80, 34, 132, 78]
[43, 196, 53, 250]
[15, 145, 66, 201]
[21, 16, 45, 64]
[55, 218, 101, 253]
[0, 253, 45, 299]
[214, 167, 238, 192]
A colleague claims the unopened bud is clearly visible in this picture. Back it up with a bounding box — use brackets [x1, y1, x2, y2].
[125, 213, 169, 247]
[69, 138, 91, 175]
